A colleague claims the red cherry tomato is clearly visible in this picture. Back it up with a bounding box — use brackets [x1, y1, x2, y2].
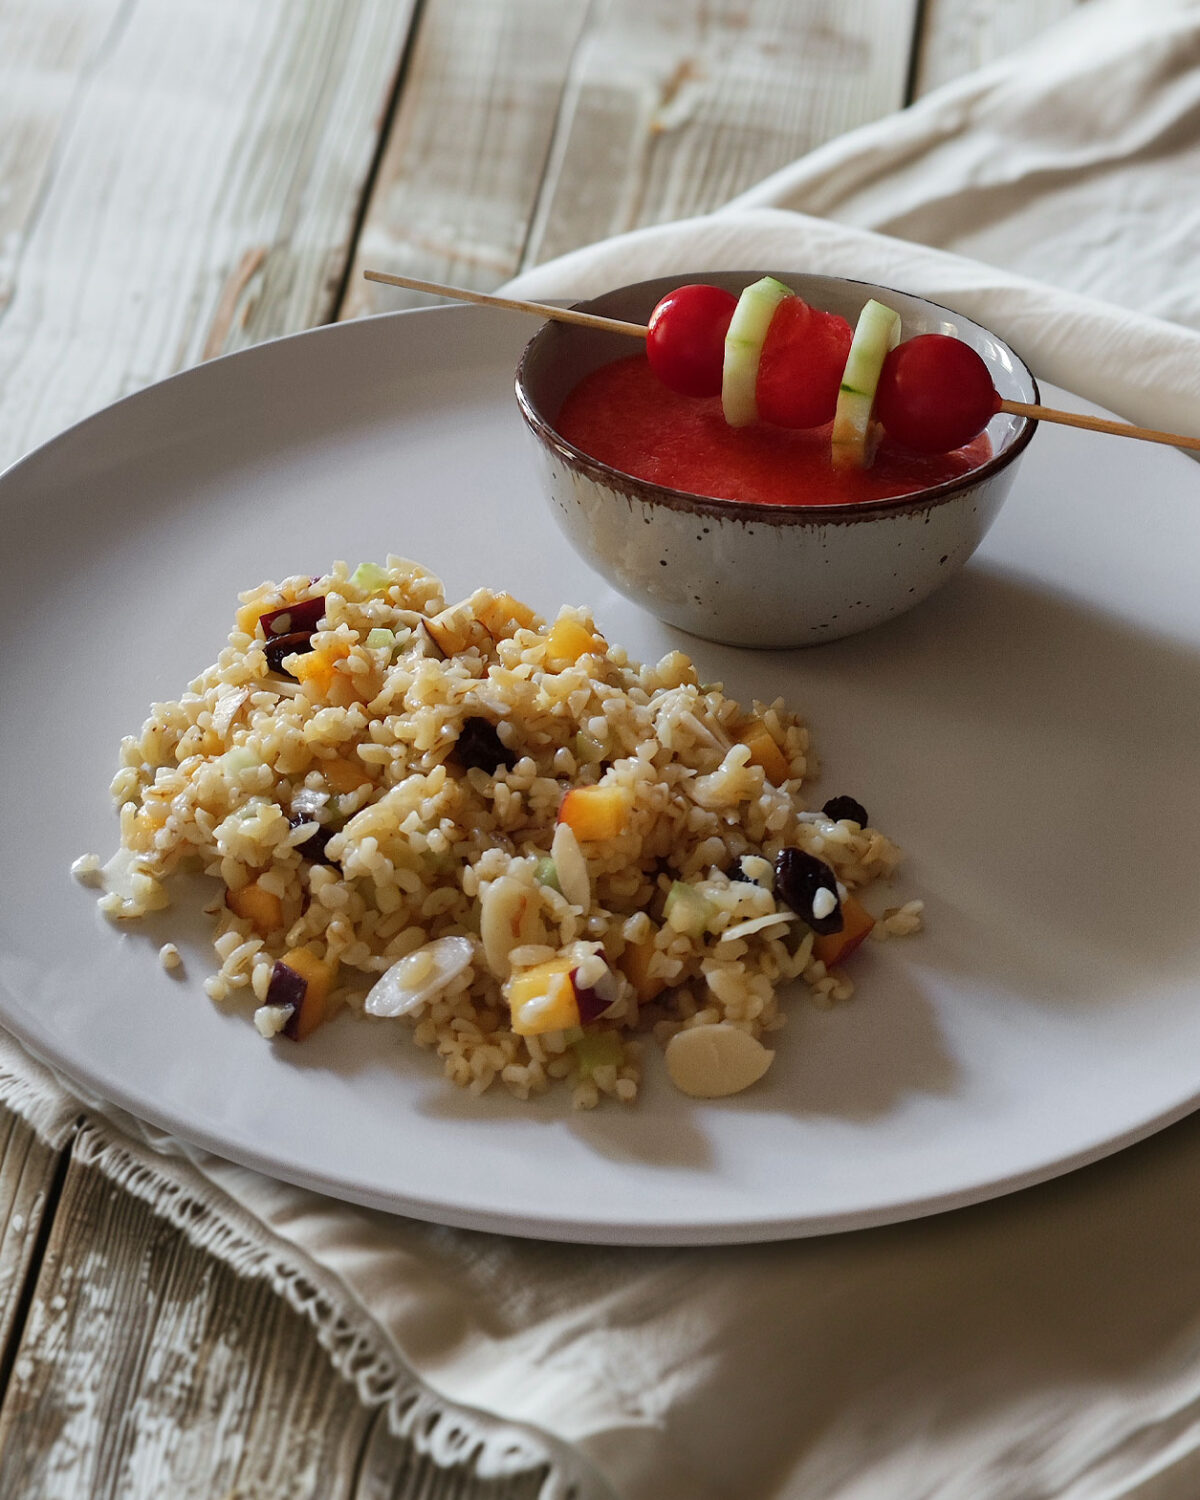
[876, 334, 1001, 453]
[756, 298, 854, 429]
[646, 284, 738, 398]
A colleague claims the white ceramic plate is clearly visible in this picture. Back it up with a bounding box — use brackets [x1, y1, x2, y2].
[3, 306, 1199, 1245]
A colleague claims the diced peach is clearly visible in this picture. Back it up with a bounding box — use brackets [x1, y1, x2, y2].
[735, 716, 790, 786]
[558, 784, 632, 841]
[278, 947, 337, 1040]
[506, 958, 581, 1036]
[544, 617, 603, 667]
[812, 893, 875, 967]
[292, 642, 350, 697]
[236, 601, 265, 637]
[322, 756, 371, 794]
[476, 592, 539, 638]
[618, 930, 667, 1003]
[227, 880, 284, 936]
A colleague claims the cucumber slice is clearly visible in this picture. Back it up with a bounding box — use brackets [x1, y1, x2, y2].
[721, 276, 792, 428]
[831, 299, 902, 470]
[664, 880, 716, 938]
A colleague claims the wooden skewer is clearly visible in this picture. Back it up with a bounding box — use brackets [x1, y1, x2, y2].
[362, 270, 647, 339]
[363, 269, 1200, 454]
[991, 400, 1200, 451]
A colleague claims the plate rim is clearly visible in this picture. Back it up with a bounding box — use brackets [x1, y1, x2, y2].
[4, 302, 1200, 1245]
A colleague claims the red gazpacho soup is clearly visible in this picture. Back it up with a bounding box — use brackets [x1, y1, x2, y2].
[556, 354, 992, 507]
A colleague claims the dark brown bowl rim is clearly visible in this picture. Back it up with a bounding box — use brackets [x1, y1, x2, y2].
[515, 273, 1041, 525]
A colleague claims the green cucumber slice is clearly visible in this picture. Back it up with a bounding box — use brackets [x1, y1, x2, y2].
[721, 276, 792, 428]
[350, 561, 391, 595]
[533, 856, 562, 893]
[664, 880, 716, 938]
[831, 299, 902, 470]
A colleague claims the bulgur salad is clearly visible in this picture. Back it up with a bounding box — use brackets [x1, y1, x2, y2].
[78, 558, 921, 1108]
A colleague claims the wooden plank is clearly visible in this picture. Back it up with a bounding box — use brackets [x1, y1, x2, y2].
[912, 0, 1085, 98]
[521, 0, 921, 271]
[0, 1103, 68, 1373]
[0, 1147, 569, 1499]
[0, 0, 128, 278]
[0, 1152, 371, 1499]
[0, 0, 419, 469]
[341, 0, 592, 320]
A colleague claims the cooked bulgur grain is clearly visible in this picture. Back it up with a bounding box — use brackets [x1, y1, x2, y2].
[91, 559, 915, 1105]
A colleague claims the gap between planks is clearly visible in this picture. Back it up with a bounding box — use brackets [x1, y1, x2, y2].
[0, 1104, 75, 1410]
[0, 1139, 556, 1499]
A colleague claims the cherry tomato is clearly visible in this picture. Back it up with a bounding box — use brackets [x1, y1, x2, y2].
[756, 298, 854, 429]
[646, 283, 738, 398]
[876, 334, 1001, 453]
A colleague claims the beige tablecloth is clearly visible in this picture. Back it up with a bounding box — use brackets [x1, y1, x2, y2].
[7, 2, 1200, 1496]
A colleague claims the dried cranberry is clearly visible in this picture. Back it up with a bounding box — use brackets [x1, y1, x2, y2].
[822, 795, 869, 827]
[451, 717, 516, 773]
[265, 632, 315, 678]
[265, 961, 305, 1037]
[575, 980, 613, 1025]
[287, 813, 337, 865]
[773, 848, 844, 935]
[259, 596, 326, 637]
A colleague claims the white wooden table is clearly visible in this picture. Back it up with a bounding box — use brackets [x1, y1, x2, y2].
[0, 1, 1080, 1492]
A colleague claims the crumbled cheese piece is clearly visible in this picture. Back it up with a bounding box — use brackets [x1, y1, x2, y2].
[254, 1004, 290, 1038]
[739, 855, 774, 888]
[812, 886, 838, 921]
[71, 853, 102, 885]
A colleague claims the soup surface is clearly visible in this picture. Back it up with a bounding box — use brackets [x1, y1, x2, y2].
[556, 354, 992, 507]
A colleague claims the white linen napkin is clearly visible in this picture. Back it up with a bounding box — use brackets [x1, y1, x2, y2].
[505, 0, 1200, 437]
[7, 1, 1200, 1497]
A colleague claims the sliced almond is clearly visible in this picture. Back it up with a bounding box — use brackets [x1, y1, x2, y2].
[425, 599, 491, 658]
[721, 910, 796, 943]
[479, 875, 542, 979]
[211, 685, 249, 737]
[550, 820, 590, 911]
[665, 1023, 774, 1099]
[365, 936, 474, 1017]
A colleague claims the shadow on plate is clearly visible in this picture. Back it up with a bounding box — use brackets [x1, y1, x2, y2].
[783, 953, 959, 1121]
[691, 563, 1200, 1011]
[408, 1058, 711, 1168]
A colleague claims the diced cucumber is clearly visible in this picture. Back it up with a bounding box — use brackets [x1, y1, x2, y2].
[572, 1031, 624, 1079]
[722, 276, 793, 428]
[350, 562, 391, 595]
[216, 745, 259, 776]
[534, 856, 562, 894]
[364, 627, 396, 651]
[831, 299, 902, 470]
[665, 880, 716, 938]
[573, 730, 607, 766]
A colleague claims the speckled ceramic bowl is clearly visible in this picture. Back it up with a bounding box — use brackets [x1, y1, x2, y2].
[515, 271, 1039, 648]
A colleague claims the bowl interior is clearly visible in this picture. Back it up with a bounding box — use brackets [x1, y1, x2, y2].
[516, 270, 1040, 508]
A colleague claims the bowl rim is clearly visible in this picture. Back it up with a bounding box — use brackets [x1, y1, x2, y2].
[514, 271, 1041, 525]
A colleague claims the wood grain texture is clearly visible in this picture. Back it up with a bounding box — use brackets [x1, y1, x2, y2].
[913, 0, 1086, 97]
[0, 0, 128, 300]
[0, 1104, 68, 1373]
[521, 0, 921, 270]
[341, 0, 592, 320]
[0, 1149, 567, 1499]
[0, 0, 419, 468]
[0, 1153, 372, 1499]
